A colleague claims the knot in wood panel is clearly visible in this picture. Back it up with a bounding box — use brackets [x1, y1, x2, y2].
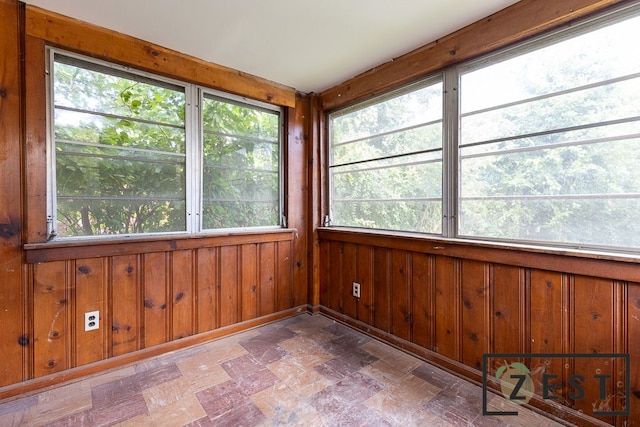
[0, 222, 18, 239]
[18, 334, 29, 346]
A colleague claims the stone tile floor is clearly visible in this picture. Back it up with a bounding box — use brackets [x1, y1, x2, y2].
[0, 314, 564, 426]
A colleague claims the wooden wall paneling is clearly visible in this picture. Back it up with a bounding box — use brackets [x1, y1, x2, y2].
[196, 247, 218, 333]
[318, 240, 330, 309]
[142, 252, 169, 347]
[373, 247, 391, 333]
[24, 35, 47, 243]
[434, 256, 459, 360]
[74, 258, 106, 366]
[355, 245, 374, 324]
[0, 0, 26, 387]
[258, 243, 276, 316]
[171, 250, 194, 340]
[317, 228, 640, 284]
[287, 95, 309, 308]
[571, 276, 615, 424]
[627, 282, 640, 425]
[529, 270, 566, 402]
[390, 249, 411, 342]
[111, 255, 140, 356]
[33, 261, 69, 377]
[411, 253, 435, 350]
[325, 241, 343, 313]
[460, 260, 488, 370]
[308, 95, 324, 310]
[219, 246, 239, 327]
[340, 243, 357, 319]
[241, 244, 258, 321]
[491, 265, 524, 355]
[276, 240, 294, 312]
[613, 281, 627, 425]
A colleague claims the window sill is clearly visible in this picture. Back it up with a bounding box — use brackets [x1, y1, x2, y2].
[317, 226, 640, 282]
[25, 228, 296, 263]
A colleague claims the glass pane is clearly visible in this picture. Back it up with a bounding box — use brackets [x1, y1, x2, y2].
[57, 198, 185, 236]
[459, 13, 640, 249]
[460, 15, 640, 115]
[53, 55, 186, 237]
[332, 200, 441, 234]
[55, 109, 185, 154]
[331, 82, 442, 146]
[332, 155, 442, 233]
[461, 77, 640, 146]
[332, 122, 442, 166]
[329, 79, 443, 234]
[54, 59, 185, 126]
[460, 198, 640, 248]
[201, 96, 280, 229]
[202, 96, 279, 141]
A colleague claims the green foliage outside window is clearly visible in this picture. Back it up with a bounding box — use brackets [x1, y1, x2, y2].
[51, 54, 281, 238]
[329, 10, 640, 251]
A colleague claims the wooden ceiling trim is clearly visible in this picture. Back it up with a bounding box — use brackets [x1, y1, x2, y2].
[25, 5, 296, 108]
[320, 0, 627, 111]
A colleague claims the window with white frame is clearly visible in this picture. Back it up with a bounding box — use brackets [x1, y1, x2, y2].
[328, 4, 640, 252]
[48, 50, 282, 239]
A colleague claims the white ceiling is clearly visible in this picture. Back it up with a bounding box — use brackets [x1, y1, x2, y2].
[24, 0, 520, 93]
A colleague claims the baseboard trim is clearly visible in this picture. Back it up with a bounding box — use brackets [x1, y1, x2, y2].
[319, 306, 611, 427]
[0, 306, 309, 402]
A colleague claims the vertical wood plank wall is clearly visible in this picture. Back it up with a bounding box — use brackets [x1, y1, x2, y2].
[29, 238, 296, 378]
[0, 0, 26, 387]
[318, 229, 640, 426]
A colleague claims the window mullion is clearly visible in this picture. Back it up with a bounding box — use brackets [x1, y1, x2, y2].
[46, 50, 57, 240]
[185, 85, 201, 233]
[442, 67, 459, 238]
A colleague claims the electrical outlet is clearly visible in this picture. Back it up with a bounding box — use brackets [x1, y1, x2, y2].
[352, 282, 361, 298]
[85, 310, 99, 331]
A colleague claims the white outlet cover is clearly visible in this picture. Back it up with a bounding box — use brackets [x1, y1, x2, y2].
[85, 310, 100, 331]
[353, 282, 361, 298]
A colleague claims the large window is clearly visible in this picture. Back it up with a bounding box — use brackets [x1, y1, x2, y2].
[329, 78, 443, 233]
[329, 5, 640, 252]
[48, 51, 281, 239]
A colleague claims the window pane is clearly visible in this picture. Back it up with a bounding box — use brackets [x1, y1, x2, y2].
[459, 14, 640, 249]
[201, 95, 280, 229]
[330, 80, 443, 233]
[53, 55, 186, 237]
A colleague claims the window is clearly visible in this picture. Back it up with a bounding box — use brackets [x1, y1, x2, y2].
[329, 78, 444, 233]
[48, 51, 282, 239]
[201, 93, 280, 229]
[459, 9, 640, 249]
[328, 4, 640, 252]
